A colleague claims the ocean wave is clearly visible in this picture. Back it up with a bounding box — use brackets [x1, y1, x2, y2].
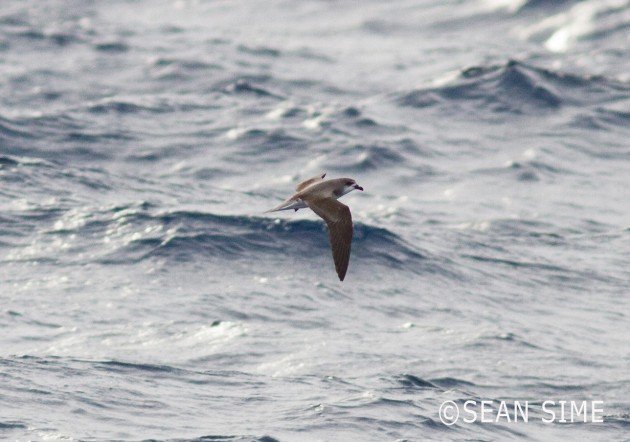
[329, 144, 408, 172]
[397, 374, 477, 391]
[472, 158, 572, 182]
[0, 112, 126, 160]
[237, 44, 281, 58]
[0, 114, 35, 144]
[94, 359, 186, 375]
[93, 41, 129, 53]
[108, 210, 426, 266]
[0, 421, 27, 430]
[148, 56, 224, 81]
[519, 0, 575, 10]
[399, 60, 629, 115]
[11, 28, 81, 46]
[216, 76, 283, 99]
[8, 205, 429, 273]
[87, 98, 171, 115]
[189, 436, 280, 442]
[225, 128, 308, 160]
[0, 153, 112, 198]
[0, 155, 19, 167]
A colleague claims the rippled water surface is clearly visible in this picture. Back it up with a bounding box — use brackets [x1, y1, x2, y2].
[1, 0, 629, 440]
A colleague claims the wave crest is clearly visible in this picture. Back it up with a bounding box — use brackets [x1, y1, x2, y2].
[399, 60, 628, 114]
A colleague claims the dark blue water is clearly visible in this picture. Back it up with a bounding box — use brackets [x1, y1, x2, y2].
[1, 0, 629, 440]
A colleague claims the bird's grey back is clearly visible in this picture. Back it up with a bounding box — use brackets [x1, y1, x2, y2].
[298, 178, 350, 199]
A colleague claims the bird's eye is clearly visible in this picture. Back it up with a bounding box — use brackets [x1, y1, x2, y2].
[346, 181, 353, 186]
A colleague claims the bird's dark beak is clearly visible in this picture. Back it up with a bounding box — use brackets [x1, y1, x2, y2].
[355, 185, 363, 191]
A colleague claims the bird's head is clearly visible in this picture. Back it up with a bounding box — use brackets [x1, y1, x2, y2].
[341, 178, 364, 196]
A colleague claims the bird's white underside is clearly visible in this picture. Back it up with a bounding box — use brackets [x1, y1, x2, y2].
[269, 184, 356, 212]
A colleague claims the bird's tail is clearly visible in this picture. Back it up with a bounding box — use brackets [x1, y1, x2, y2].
[264, 197, 305, 213]
[264, 199, 294, 213]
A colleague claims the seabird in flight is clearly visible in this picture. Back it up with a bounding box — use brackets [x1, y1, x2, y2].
[266, 173, 363, 281]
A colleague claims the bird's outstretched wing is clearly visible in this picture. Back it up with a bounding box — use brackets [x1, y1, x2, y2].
[295, 173, 326, 192]
[303, 196, 353, 281]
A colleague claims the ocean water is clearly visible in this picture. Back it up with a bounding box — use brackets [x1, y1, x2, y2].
[1, 0, 629, 440]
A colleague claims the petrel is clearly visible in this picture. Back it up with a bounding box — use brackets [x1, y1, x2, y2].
[266, 173, 363, 281]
